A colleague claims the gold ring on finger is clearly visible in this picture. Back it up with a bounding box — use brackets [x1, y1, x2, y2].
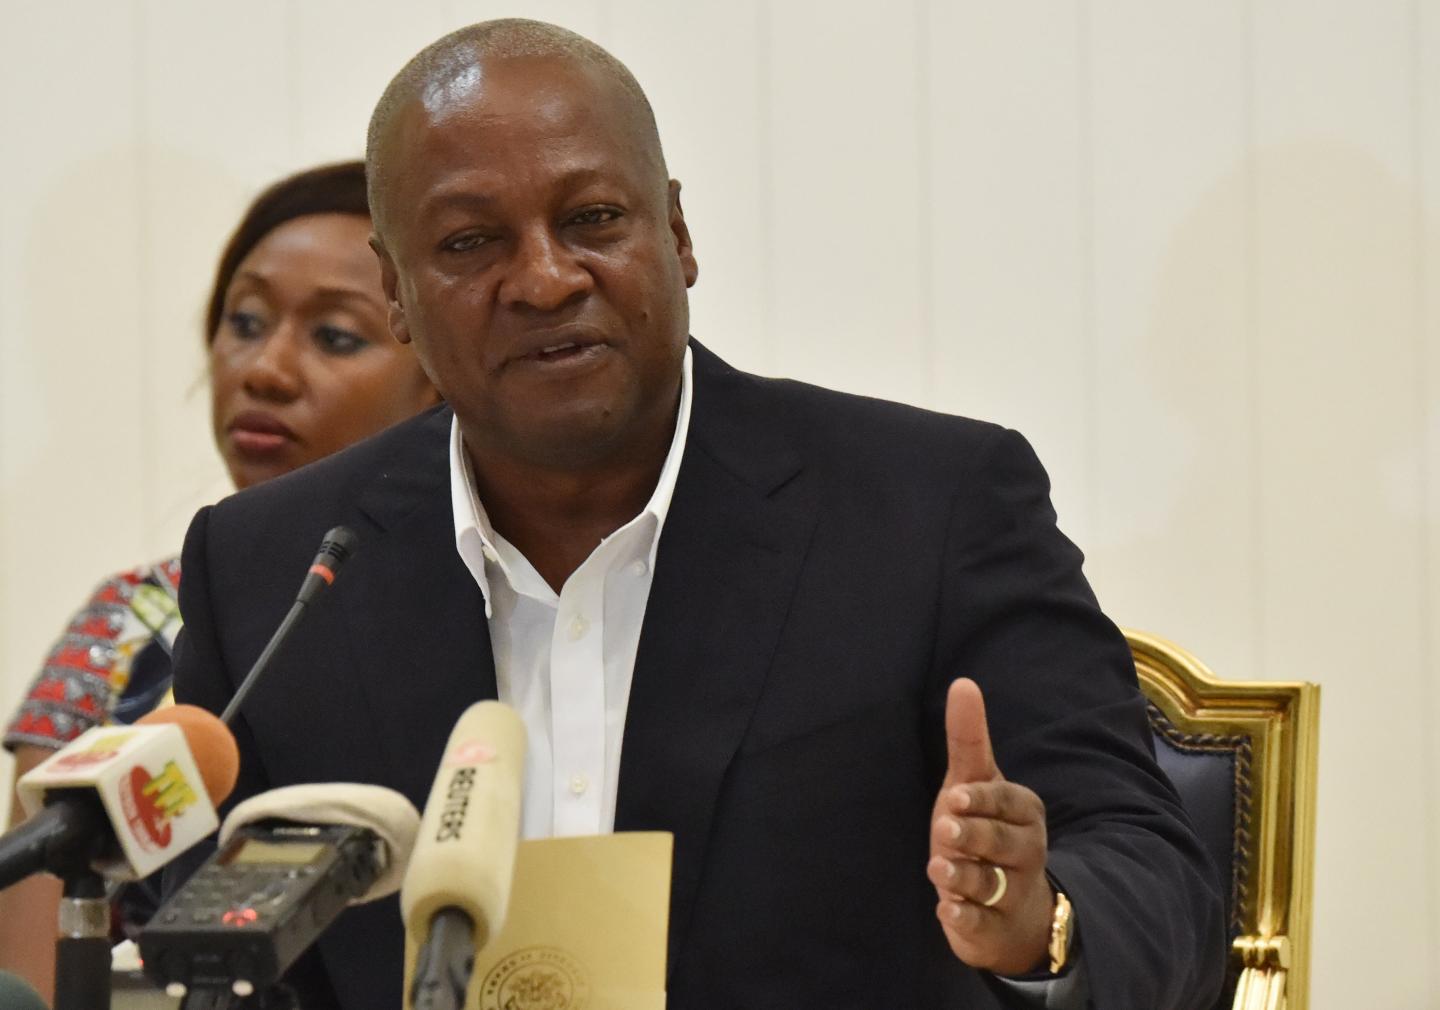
[981, 865, 1007, 908]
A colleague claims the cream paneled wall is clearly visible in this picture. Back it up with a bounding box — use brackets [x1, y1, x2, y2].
[0, 1, 1435, 1005]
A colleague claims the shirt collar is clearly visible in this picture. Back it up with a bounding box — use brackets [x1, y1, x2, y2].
[450, 345, 694, 616]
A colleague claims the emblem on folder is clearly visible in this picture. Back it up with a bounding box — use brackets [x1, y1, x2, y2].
[480, 945, 590, 1010]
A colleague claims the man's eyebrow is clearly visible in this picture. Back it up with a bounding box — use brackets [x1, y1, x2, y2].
[417, 167, 628, 218]
[553, 166, 609, 189]
[418, 189, 499, 216]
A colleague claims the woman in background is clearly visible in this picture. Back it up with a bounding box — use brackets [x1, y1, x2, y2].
[0, 160, 439, 1002]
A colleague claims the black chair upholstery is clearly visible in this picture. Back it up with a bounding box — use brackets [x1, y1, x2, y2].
[1149, 703, 1252, 1010]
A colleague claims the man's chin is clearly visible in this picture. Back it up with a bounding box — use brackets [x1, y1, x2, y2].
[522, 416, 638, 471]
[466, 402, 639, 471]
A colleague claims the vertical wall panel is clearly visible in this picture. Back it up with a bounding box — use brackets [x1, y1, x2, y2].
[135, 0, 299, 560]
[1084, 3, 1255, 679]
[0, 3, 145, 807]
[605, 0, 770, 377]
[925, 1, 1091, 548]
[1418, 0, 1440, 994]
[765, 2, 928, 405]
[452, 0, 604, 41]
[0, 25, 7, 803]
[293, 0, 459, 167]
[0, 21, 9, 759]
[1252, 2, 1429, 1006]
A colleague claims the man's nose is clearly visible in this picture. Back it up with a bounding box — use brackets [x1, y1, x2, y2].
[498, 228, 592, 311]
[241, 324, 304, 402]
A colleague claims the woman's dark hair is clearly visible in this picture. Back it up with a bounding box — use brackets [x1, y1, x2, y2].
[204, 160, 371, 342]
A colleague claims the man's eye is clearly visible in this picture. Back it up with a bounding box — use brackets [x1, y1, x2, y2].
[316, 326, 368, 355]
[568, 207, 621, 226]
[226, 311, 265, 339]
[441, 232, 491, 253]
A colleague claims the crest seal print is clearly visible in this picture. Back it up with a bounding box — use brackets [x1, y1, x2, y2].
[480, 945, 591, 1010]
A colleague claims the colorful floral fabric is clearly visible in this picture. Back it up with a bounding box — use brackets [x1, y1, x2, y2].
[4, 558, 182, 752]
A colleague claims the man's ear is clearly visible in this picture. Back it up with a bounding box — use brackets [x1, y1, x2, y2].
[370, 234, 412, 344]
[668, 180, 699, 288]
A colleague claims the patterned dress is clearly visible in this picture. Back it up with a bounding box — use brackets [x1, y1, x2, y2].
[4, 559, 184, 938]
[4, 558, 183, 753]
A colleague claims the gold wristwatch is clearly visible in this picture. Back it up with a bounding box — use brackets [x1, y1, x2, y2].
[1048, 889, 1074, 974]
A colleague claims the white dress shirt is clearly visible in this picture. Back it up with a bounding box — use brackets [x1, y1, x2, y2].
[449, 347, 693, 839]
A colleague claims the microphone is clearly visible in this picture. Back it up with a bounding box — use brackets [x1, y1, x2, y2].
[295, 525, 359, 606]
[220, 526, 357, 725]
[0, 970, 49, 1010]
[402, 702, 526, 1010]
[140, 783, 420, 1001]
[3, 704, 238, 888]
[6, 706, 238, 1010]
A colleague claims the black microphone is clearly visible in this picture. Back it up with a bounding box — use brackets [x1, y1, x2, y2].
[0, 794, 108, 891]
[295, 526, 359, 606]
[220, 526, 357, 725]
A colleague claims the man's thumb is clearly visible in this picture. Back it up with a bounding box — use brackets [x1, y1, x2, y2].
[945, 678, 999, 782]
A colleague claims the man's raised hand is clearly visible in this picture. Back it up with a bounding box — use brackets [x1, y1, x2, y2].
[927, 678, 1055, 976]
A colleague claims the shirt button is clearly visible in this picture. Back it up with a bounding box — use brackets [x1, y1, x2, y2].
[569, 774, 589, 796]
[481, 545, 499, 563]
[567, 615, 589, 641]
[629, 559, 648, 576]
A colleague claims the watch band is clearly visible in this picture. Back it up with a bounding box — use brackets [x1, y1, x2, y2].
[1048, 889, 1073, 974]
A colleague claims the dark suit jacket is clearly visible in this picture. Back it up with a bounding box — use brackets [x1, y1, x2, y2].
[169, 341, 1224, 1009]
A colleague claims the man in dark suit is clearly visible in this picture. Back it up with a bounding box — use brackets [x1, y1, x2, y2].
[169, 18, 1224, 1009]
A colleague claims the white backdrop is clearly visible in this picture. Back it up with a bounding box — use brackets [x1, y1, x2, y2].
[1, 1, 1436, 1006]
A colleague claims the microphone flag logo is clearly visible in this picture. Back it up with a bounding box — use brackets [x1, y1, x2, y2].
[51, 731, 133, 770]
[118, 760, 201, 852]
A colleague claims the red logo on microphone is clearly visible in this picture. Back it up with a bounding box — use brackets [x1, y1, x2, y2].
[448, 742, 497, 766]
[117, 761, 199, 852]
[50, 732, 134, 770]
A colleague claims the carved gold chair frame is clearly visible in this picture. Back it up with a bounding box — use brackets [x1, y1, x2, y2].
[1127, 629, 1319, 1010]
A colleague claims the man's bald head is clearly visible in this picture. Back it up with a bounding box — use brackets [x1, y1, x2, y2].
[365, 18, 666, 238]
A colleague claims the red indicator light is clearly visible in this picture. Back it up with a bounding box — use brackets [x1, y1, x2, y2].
[222, 908, 258, 927]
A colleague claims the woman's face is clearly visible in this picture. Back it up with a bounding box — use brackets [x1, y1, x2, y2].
[210, 213, 438, 490]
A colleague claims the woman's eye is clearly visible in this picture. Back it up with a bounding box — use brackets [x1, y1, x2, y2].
[226, 311, 265, 339]
[315, 326, 368, 355]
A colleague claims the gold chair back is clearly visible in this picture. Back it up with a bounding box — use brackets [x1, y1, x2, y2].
[1127, 629, 1319, 1010]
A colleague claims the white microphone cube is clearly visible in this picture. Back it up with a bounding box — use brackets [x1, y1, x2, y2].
[18, 723, 220, 879]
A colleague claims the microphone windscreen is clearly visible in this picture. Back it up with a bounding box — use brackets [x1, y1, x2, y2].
[318, 525, 358, 566]
[137, 704, 240, 805]
[0, 971, 49, 1010]
[220, 783, 421, 903]
[401, 701, 526, 949]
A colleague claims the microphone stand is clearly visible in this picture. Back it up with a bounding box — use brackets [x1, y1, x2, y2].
[55, 869, 111, 1010]
[179, 984, 300, 1009]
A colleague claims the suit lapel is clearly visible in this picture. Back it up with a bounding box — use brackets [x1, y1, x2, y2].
[616, 343, 817, 976]
[343, 408, 498, 808]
